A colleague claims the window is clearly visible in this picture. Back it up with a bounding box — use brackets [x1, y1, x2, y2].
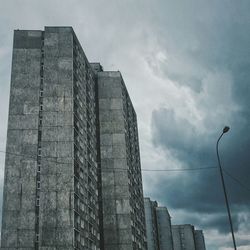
[38, 148, 42, 156]
[40, 79, 43, 87]
[38, 131, 42, 141]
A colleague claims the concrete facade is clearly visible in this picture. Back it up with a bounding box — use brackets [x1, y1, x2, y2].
[144, 198, 173, 250]
[172, 225, 196, 250]
[1, 27, 100, 249]
[144, 198, 158, 250]
[1, 27, 147, 250]
[156, 207, 173, 250]
[97, 71, 147, 250]
[1, 29, 43, 249]
[144, 198, 206, 250]
[194, 230, 206, 250]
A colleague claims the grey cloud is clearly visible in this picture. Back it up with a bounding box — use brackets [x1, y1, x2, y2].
[151, 106, 250, 234]
[173, 212, 241, 235]
[145, 0, 250, 95]
[149, 0, 250, 239]
[236, 240, 250, 248]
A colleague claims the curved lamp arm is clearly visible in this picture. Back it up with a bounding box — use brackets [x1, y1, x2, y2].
[216, 126, 237, 250]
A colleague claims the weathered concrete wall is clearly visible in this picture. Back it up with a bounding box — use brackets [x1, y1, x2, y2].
[98, 71, 147, 250]
[39, 26, 74, 249]
[194, 230, 206, 250]
[144, 198, 159, 250]
[1, 27, 100, 250]
[122, 75, 147, 250]
[2, 26, 147, 250]
[144, 199, 174, 250]
[72, 33, 100, 249]
[156, 207, 173, 250]
[1, 30, 42, 249]
[172, 225, 196, 250]
[98, 71, 132, 250]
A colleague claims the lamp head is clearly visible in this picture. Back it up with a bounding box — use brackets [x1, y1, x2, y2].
[223, 126, 230, 133]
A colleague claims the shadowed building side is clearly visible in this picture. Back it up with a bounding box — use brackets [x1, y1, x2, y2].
[144, 198, 159, 250]
[172, 224, 196, 250]
[97, 71, 147, 250]
[194, 230, 206, 250]
[144, 198, 174, 250]
[156, 207, 174, 250]
[1, 29, 44, 249]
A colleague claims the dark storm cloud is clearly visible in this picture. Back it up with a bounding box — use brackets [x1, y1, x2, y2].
[0, 0, 249, 249]
[151, 108, 250, 225]
[148, 0, 250, 91]
[172, 212, 241, 235]
[150, 0, 250, 237]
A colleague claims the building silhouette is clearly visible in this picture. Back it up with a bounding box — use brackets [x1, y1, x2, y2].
[194, 230, 206, 250]
[144, 198, 173, 250]
[144, 198, 159, 250]
[1, 27, 147, 250]
[97, 70, 147, 250]
[144, 198, 206, 250]
[156, 207, 174, 250]
[172, 225, 206, 250]
[172, 225, 196, 250]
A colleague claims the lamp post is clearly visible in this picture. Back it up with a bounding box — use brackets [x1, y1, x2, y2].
[216, 126, 237, 250]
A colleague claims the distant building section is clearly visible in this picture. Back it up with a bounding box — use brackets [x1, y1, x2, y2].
[172, 225, 206, 250]
[156, 207, 174, 250]
[144, 198, 206, 250]
[144, 198, 174, 250]
[194, 230, 206, 250]
[144, 198, 159, 250]
[172, 225, 196, 250]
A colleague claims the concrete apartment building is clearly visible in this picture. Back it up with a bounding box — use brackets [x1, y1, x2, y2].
[194, 230, 206, 250]
[144, 198, 173, 250]
[172, 225, 206, 250]
[144, 199, 206, 250]
[1, 27, 147, 250]
[144, 198, 158, 250]
[172, 225, 196, 250]
[97, 71, 147, 250]
[156, 207, 173, 250]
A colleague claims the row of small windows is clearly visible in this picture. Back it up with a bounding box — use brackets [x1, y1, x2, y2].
[73, 73, 95, 97]
[35, 42, 45, 248]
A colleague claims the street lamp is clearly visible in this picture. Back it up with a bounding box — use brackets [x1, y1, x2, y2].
[216, 126, 237, 250]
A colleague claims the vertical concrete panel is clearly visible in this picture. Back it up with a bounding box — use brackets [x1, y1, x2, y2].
[1, 30, 42, 248]
[98, 71, 147, 250]
[172, 225, 197, 250]
[39, 27, 74, 248]
[172, 227, 182, 250]
[144, 198, 159, 250]
[156, 207, 174, 250]
[194, 230, 206, 250]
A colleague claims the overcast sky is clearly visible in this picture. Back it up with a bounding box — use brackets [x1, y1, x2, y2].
[0, 1, 250, 249]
